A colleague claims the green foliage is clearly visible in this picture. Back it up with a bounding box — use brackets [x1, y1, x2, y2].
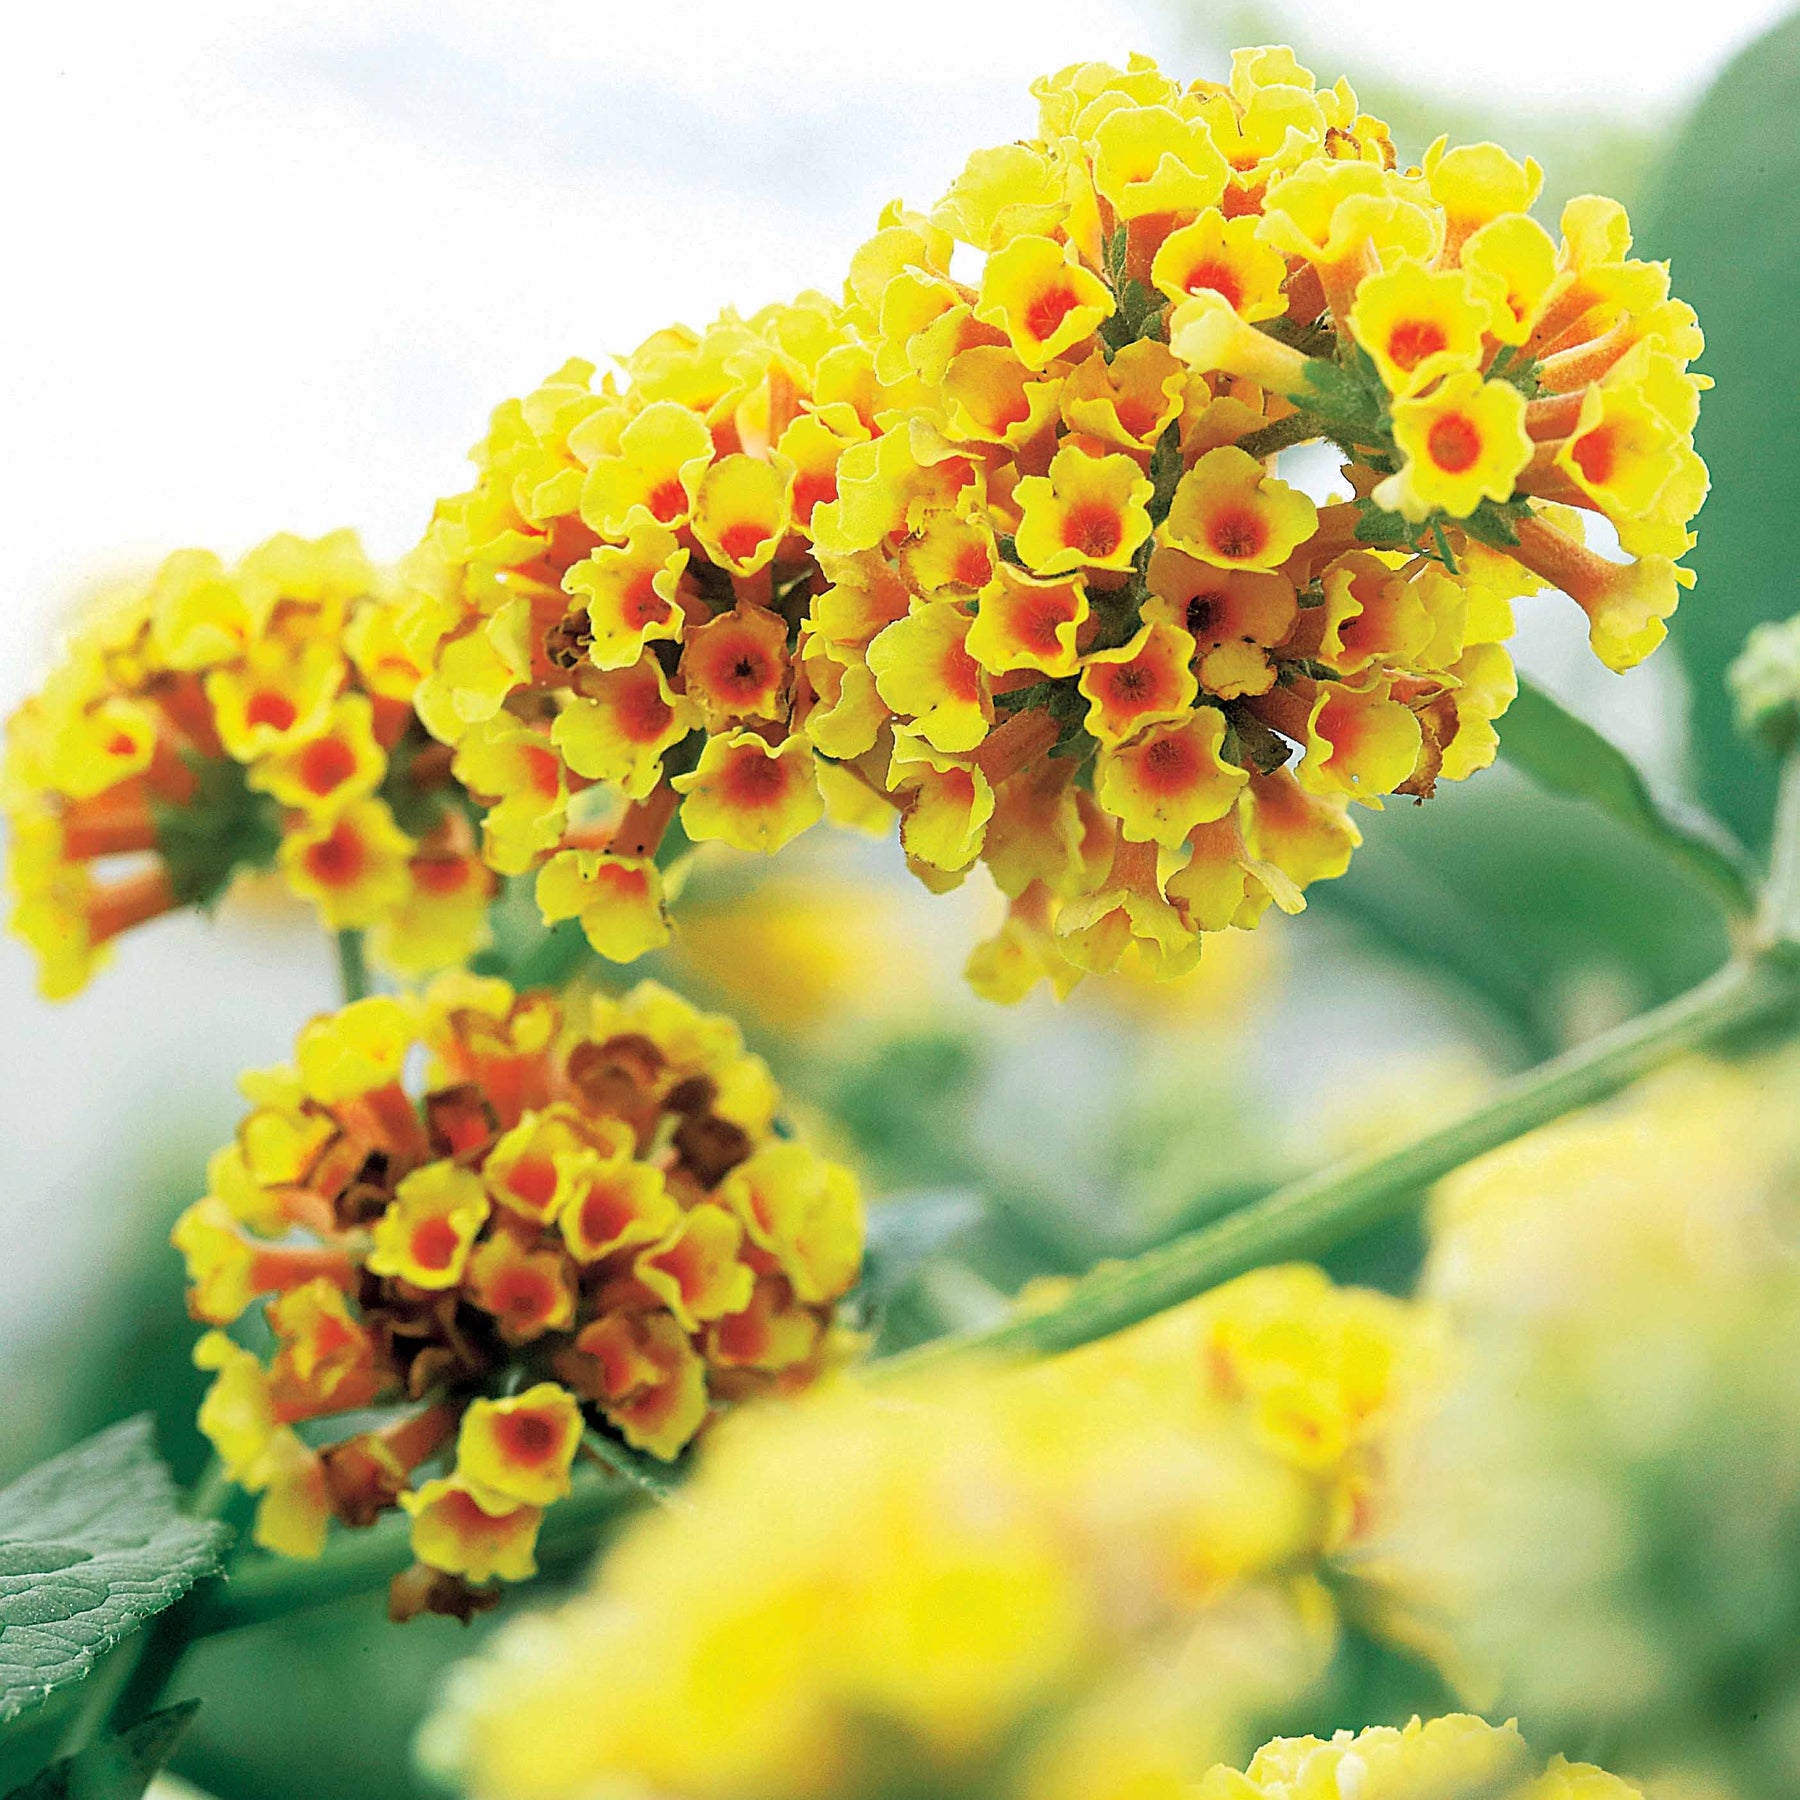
[0, 1421, 228, 1726]
[1499, 679, 1758, 918]
[150, 758, 282, 909]
[4, 1702, 198, 1800]
[1642, 8, 1800, 848]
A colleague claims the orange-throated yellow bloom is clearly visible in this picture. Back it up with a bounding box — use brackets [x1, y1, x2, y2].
[1374, 373, 1532, 521]
[867, 600, 992, 752]
[1091, 102, 1230, 220]
[1078, 621, 1201, 747]
[277, 798, 416, 930]
[178, 978, 864, 1621]
[1164, 449, 1318, 571]
[552, 657, 699, 800]
[967, 566, 1090, 678]
[563, 522, 690, 672]
[1014, 445, 1156, 576]
[1059, 341, 1187, 452]
[534, 850, 672, 962]
[1096, 706, 1249, 847]
[975, 234, 1115, 370]
[1346, 260, 1492, 398]
[1152, 213, 1289, 319]
[671, 731, 824, 853]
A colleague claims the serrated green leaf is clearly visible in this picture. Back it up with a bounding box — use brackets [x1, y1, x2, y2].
[1498, 678, 1757, 918]
[1642, 12, 1800, 847]
[4, 1701, 200, 1800]
[0, 1420, 229, 1725]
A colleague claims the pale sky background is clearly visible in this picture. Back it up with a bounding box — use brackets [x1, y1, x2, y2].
[0, 0, 1786, 1365]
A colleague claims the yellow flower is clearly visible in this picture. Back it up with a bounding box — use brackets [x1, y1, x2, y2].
[672, 731, 824, 853]
[367, 1163, 491, 1290]
[1168, 292, 1314, 399]
[1164, 448, 1318, 572]
[975, 234, 1114, 371]
[1078, 622, 1200, 747]
[691, 454, 795, 578]
[867, 600, 992, 752]
[1059, 341, 1187, 452]
[563, 521, 690, 672]
[1347, 260, 1492, 398]
[466, 1232, 578, 1344]
[636, 1203, 757, 1331]
[1374, 373, 1532, 521]
[551, 657, 699, 800]
[1150, 213, 1288, 320]
[534, 850, 672, 961]
[1296, 680, 1424, 805]
[1095, 707, 1249, 847]
[968, 566, 1090, 678]
[1091, 103, 1229, 219]
[455, 1385, 584, 1508]
[1014, 445, 1156, 576]
[403, 1478, 542, 1585]
[559, 1156, 678, 1263]
[681, 602, 793, 730]
[246, 692, 388, 813]
[579, 400, 714, 537]
[276, 797, 416, 930]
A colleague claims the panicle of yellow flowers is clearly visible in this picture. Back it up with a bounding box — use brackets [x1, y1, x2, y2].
[401, 47, 1705, 1004]
[2, 530, 497, 997]
[1372, 1052, 1800, 1800]
[421, 1263, 1445, 1800]
[169, 973, 863, 1622]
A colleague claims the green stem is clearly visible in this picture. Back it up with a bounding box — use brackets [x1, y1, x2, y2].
[335, 929, 371, 1004]
[1235, 411, 1327, 461]
[876, 952, 1800, 1376]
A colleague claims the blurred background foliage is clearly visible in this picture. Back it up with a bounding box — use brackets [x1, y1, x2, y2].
[3, 6, 1799, 1798]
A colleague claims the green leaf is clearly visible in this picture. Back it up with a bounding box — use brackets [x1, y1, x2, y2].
[149, 757, 281, 909]
[1642, 11, 1800, 846]
[0, 1420, 229, 1725]
[581, 1433, 685, 1507]
[4, 1701, 199, 1800]
[1498, 678, 1757, 917]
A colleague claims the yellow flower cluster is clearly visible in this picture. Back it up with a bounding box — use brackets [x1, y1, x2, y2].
[424, 1263, 1441, 1799]
[1201, 1716, 1642, 1800]
[398, 48, 1705, 1002]
[1378, 1053, 1800, 1800]
[171, 975, 863, 1619]
[3, 530, 495, 997]
[401, 302, 878, 964]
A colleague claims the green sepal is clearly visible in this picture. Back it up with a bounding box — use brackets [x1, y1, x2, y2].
[149, 755, 283, 910]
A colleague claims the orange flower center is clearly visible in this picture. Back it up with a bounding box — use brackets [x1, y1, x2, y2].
[722, 748, 790, 807]
[647, 478, 688, 522]
[304, 821, 366, 888]
[298, 735, 358, 796]
[616, 676, 676, 744]
[245, 690, 298, 732]
[521, 744, 563, 799]
[577, 1177, 635, 1249]
[623, 573, 671, 631]
[1570, 425, 1618, 486]
[1386, 319, 1448, 371]
[410, 1216, 461, 1271]
[1208, 508, 1268, 561]
[1183, 261, 1244, 310]
[1427, 413, 1483, 475]
[413, 857, 474, 895]
[506, 1153, 559, 1212]
[492, 1268, 556, 1322]
[1062, 501, 1124, 560]
[717, 522, 772, 565]
[1024, 281, 1080, 346]
[1140, 731, 1199, 792]
[493, 1409, 561, 1465]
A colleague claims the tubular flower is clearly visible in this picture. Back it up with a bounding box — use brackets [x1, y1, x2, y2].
[173, 976, 864, 1620]
[406, 48, 1704, 1000]
[426, 1264, 1443, 1800]
[3, 530, 496, 997]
